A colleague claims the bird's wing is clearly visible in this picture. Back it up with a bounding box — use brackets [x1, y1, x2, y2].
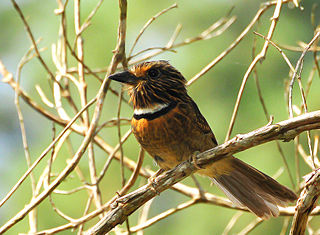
[181, 98, 218, 147]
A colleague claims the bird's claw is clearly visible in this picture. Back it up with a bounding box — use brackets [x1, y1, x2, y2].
[190, 151, 203, 169]
[147, 169, 164, 195]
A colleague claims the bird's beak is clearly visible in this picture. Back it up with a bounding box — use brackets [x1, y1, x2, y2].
[108, 71, 138, 85]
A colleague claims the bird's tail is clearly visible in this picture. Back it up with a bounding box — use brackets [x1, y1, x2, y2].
[198, 156, 297, 219]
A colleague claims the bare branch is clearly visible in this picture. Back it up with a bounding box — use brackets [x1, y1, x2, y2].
[128, 3, 178, 58]
[87, 110, 320, 234]
[187, 0, 290, 86]
[288, 31, 320, 118]
[225, 0, 284, 141]
[10, 0, 61, 87]
[290, 168, 320, 235]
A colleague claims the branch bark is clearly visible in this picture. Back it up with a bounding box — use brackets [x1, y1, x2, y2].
[86, 110, 320, 235]
[290, 168, 320, 235]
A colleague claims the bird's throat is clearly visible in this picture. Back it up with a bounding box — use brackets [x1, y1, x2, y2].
[133, 102, 177, 120]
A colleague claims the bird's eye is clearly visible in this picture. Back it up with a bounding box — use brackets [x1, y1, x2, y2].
[147, 68, 160, 78]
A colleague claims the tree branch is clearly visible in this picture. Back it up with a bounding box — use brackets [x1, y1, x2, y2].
[86, 110, 320, 234]
[290, 168, 320, 235]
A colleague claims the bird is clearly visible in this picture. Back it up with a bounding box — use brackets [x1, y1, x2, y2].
[108, 60, 297, 219]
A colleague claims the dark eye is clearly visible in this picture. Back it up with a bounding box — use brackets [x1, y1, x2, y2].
[147, 68, 160, 78]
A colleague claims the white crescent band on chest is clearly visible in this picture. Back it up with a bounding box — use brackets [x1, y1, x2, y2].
[134, 103, 170, 115]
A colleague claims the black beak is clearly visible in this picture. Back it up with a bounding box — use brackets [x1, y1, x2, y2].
[108, 71, 137, 85]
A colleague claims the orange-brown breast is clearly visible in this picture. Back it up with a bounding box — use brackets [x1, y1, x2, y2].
[131, 102, 217, 170]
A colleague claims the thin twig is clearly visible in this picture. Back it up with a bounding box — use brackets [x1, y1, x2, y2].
[75, 0, 103, 214]
[288, 31, 320, 169]
[96, 129, 132, 184]
[78, 195, 94, 235]
[137, 197, 154, 235]
[129, 11, 235, 64]
[252, 31, 296, 188]
[288, 31, 320, 118]
[76, 0, 105, 43]
[187, 0, 289, 86]
[128, 199, 197, 233]
[117, 89, 126, 186]
[15, 38, 39, 234]
[238, 217, 263, 235]
[10, 0, 63, 88]
[128, 3, 178, 58]
[0, 97, 96, 209]
[254, 31, 295, 72]
[222, 211, 243, 235]
[118, 148, 145, 196]
[225, 0, 284, 141]
[280, 217, 290, 235]
[35, 85, 54, 108]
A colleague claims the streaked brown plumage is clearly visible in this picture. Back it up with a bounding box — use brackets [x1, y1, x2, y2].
[109, 60, 297, 219]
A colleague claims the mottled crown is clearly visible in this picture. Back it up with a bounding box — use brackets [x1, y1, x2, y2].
[127, 61, 188, 109]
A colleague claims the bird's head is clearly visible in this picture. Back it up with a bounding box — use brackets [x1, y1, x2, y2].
[108, 61, 187, 109]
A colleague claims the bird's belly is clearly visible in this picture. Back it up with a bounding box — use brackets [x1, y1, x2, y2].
[131, 108, 193, 170]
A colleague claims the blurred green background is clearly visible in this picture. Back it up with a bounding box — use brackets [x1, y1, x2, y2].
[0, 0, 320, 234]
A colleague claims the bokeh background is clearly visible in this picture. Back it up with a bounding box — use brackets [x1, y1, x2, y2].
[0, 0, 320, 234]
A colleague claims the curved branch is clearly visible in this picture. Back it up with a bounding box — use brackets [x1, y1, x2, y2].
[290, 169, 320, 235]
[87, 110, 320, 234]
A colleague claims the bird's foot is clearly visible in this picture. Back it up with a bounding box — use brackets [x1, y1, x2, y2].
[190, 151, 203, 169]
[147, 168, 165, 195]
